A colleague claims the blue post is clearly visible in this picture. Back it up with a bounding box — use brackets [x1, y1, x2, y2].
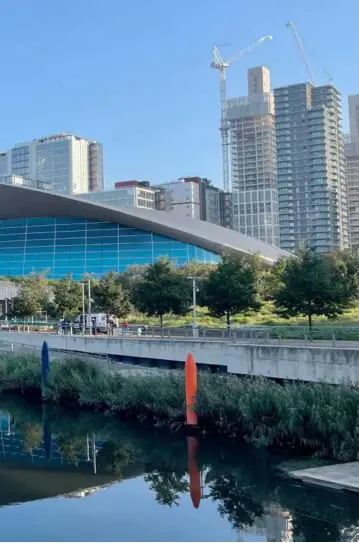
[41, 341, 50, 399]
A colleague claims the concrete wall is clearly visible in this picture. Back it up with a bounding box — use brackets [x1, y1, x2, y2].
[2, 332, 359, 385]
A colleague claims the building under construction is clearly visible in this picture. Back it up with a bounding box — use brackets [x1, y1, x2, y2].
[227, 67, 279, 247]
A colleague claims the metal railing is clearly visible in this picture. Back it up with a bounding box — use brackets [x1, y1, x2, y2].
[0, 339, 114, 368]
[114, 325, 359, 346]
[3, 325, 359, 347]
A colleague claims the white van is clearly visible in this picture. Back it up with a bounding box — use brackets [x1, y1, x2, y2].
[73, 313, 108, 333]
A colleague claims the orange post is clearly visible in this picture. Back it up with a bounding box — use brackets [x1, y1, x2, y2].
[188, 436, 201, 509]
[185, 353, 198, 426]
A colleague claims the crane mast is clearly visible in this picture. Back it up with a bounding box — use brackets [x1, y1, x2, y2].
[211, 36, 273, 193]
[286, 22, 315, 86]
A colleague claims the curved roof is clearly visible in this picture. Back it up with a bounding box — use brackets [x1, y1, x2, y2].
[0, 184, 292, 264]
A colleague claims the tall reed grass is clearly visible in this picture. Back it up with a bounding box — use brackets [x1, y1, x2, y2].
[1, 353, 359, 460]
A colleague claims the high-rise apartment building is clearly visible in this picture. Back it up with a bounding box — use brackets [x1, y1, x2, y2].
[345, 95, 359, 252]
[349, 94, 359, 142]
[274, 83, 348, 253]
[1, 134, 103, 195]
[228, 67, 279, 247]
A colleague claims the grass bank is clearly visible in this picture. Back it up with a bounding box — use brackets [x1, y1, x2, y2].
[1, 353, 359, 462]
[129, 302, 359, 328]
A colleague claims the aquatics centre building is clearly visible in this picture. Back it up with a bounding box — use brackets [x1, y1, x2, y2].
[0, 183, 291, 279]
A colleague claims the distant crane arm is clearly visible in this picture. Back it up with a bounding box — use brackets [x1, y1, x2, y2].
[210, 34, 273, 193]
[286, 22, 315, 86]
[226, 35, 273, 66]
[211, 46, 229, 69]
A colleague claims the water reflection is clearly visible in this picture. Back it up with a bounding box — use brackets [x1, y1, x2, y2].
[0, 396, 358, 542]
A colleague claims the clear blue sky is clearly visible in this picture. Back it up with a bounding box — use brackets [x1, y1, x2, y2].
[0, 0, 357, 188]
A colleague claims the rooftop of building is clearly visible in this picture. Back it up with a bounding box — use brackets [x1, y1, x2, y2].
[0, 183, 292, 265]
[10, 133, 101, 149]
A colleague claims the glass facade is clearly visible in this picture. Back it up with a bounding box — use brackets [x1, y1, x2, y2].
[11, 145, 30, 178]
[0, 217, 219, 279]
[36, 139, 71, 193]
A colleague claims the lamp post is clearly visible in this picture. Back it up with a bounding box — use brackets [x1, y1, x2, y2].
[88, 279, 92, 336]
[4, 285, 8, 325]
[187, 276, 200, 338]
[81, 282, 86, 335]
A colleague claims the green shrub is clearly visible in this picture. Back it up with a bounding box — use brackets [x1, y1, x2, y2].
[0, 353, 41, 393]
[45, 357, 111, 405]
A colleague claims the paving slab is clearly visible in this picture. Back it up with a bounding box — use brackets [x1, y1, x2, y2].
[290, 462, 359, 493]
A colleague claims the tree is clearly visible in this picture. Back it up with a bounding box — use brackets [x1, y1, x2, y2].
[199, 253, 261, 328]
[118, 265, 146, 297]
[144, 469, 189, 507]
[178, 262, 217, 280]
[92, 271, 131, 326]
[8, 273, 50, 322]
[273, 247, 359, 327]
[208, 473, 264, 532]
[50, 275, 83, 320]
[97, 441, 134, 475]
[131, 258, 191, 327]
[258, 258, 287, 301]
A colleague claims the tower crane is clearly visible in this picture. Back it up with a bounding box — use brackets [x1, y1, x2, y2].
[211, 35, 273, 193]
[286, 22, 315, 86]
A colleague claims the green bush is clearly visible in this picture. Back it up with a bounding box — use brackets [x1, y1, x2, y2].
[2, 354, 359, 460]
[0, 353, 41, 393]
[45, 357, 111, 405]
[196, 375, 359, 461]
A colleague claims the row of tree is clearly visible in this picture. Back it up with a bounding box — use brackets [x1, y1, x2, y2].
[6, 247, 359, 328]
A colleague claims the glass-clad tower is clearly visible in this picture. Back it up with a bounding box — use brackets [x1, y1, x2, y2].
[274, 83, 348, 253]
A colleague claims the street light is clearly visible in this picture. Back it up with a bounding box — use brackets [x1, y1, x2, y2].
[187, 276, 200, 338]
[88, 279, 92, 336]
[4, 285, 8, 325]
[81, 282, 86, 335]
[80, 279, 93, 335]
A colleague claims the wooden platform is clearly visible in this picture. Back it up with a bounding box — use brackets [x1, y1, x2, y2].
[290, 462, 359, 493]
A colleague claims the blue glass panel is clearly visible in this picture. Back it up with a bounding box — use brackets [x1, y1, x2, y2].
[25, 247, 53, 255]
[86, 222, 114, 230]
[26, 239, 54, 247]
[0, 227, 26, 235]
[0, 217, 219, 279]
[55, 218, 86, 225]
[26, 232, 54, 241]
[0, 241, 25, 249]
[55, 238, 87, 247]
[26, 225, 56, 233]
[26, 218, 55, 226]
[0, 219, 27, 227]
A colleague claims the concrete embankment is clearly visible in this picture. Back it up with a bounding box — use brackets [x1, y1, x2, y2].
[290, 462, 359, 493]
[1, 331, 359, 385]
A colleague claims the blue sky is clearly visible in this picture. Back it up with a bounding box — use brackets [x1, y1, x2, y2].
[0, 0, 357, 188]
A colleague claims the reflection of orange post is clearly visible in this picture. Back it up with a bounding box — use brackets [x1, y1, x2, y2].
[185, 353, 198, 426]
[188, 436, 201, 509]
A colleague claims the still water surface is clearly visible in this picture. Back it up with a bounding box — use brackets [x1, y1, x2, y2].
[0, 396, 358, 542]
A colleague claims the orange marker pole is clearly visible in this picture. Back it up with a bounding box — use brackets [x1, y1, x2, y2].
[188, 436, 201, 509]
[185, 353, 198, 426]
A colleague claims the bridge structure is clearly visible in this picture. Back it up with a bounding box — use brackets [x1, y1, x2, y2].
[1, 329, 359, 385]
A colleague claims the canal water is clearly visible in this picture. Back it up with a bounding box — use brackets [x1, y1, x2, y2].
[0, 397, 358, 542]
